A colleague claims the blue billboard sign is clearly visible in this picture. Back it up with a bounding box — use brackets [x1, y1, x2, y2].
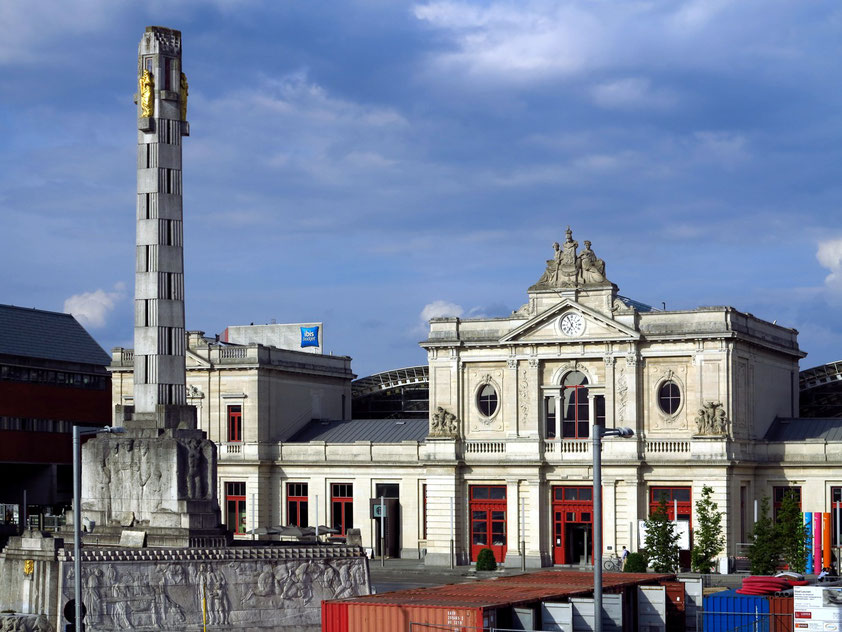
[300, 326, 319, 348]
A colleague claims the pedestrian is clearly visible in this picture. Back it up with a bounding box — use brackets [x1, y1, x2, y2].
[621, 546, 629, 570]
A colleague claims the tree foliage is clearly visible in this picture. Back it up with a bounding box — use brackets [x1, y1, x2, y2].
[747, 496, 779, 575]
[691, 485, 725, 573]
[644, 498, 681, 573]
[776, 489, 807, 573]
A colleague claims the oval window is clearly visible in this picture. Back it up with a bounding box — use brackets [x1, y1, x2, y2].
[477, 384, 498, 417]
[658, 381, 681, 415]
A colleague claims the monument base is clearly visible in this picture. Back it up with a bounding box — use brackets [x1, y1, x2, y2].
[70, 404, 227, 548]
[1, 531, 371, 631]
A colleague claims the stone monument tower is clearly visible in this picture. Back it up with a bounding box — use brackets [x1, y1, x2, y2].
[78, 27, 224, 547]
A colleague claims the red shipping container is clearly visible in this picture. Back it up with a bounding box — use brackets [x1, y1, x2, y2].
[768, 594, 794, 632]
[323, 601, 482, 632]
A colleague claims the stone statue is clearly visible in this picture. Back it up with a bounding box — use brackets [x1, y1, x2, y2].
[430, 406, 459, 437]
[140, 69, 154, 118]
[695, 401, 728, 435]
[532, 227, 612, 290]
[578, 240, 607, 284]
[557, 226, 580, 286]
[180, 72, 188, 120]
[536, 241, 562, 286]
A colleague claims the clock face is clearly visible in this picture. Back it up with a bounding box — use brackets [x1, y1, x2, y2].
[560, 312, 585, 337]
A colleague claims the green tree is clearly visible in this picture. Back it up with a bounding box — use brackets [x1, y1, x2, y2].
[691, 485, 725, 573]
[775, 489, 807, 573]
[644, 498, 681, 573]
[746, 496, 779, 575]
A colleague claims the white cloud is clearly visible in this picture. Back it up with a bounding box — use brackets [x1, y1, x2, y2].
[64, 282, 125, 329]
[413, 1, 603, 81]
[420, 300, 464, 321]
[817, 238, 842, 290]
[590, 78, 677, 110]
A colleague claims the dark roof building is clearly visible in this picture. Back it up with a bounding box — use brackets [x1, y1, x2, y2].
[800, 360, 842, 417]
[0, 304, 111, 534]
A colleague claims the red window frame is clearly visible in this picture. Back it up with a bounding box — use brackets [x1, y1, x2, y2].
[287, 482, 308, 528]
[561, 373, 589, 439]
[227, 405, 242, 442]
[422, 483, 428, 540]
[225, 481, 247, 535]
[469, 485, 507, 563]
[832, 487, 842, 546]
[773, 486, 801, 523]
[649, 487, 692, 524]
[331, 483, 353, 535]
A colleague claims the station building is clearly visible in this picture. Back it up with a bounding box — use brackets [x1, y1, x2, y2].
[0, 304, 111, 537]
[107, 230, 842, 568]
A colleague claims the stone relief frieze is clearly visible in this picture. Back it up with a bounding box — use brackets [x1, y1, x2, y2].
[61, 556, 368, 631]
[519, 370, 529, 420]
[695, 401, 728, 436]
[0, 615, 53, 632]
[616, 364, 628, 423]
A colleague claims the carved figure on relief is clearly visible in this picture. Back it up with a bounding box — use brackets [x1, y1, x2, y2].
[519, 371, 529, 419]
[82, 568, 104, 625]
[431, 406, 459, 437]
[616, 365, 628, 423]
[695, 401, 728, 435]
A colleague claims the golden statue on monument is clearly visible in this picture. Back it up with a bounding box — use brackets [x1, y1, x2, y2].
[140, 69, 154, 118]
[180, 72, 188, 120]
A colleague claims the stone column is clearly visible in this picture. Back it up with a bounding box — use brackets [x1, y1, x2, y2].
[134, 26, 190, 414]
[505, 357, 518, 437]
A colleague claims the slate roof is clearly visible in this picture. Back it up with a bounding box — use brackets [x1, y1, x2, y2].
[764, 417, 842, 442]
[616, 295, 656, 312]
[0, 304, 111, 366]
[287, 418, 429, 443]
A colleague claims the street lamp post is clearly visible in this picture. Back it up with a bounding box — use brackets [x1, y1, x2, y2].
[593, 424, 634, 632]
[73, 425, 124, 631]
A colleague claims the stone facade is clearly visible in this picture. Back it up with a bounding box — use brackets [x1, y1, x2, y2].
[108, 332, 354, 541]
[103, 228, 838, 570]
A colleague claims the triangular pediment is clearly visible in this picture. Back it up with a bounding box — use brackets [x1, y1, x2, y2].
[499, 299, 639, 344]
[186, 349, 211, 368]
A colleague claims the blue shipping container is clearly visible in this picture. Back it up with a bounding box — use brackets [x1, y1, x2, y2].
[702, 590, 770, 632]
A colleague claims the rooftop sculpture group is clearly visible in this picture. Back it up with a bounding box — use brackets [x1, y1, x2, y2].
[532, 227, 609, 290]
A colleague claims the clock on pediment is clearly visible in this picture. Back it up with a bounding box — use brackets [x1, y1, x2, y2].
[559, 312, 585, 337]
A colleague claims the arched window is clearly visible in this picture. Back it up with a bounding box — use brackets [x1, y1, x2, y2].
[658, 380, 681, 415]
[477, 383, 498, 417]
[562, 371, 589, 439]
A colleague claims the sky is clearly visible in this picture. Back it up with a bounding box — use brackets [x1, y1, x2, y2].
[1, 1, 841, 378]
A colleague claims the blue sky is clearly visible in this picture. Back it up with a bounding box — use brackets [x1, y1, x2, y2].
[1, 1, 841, 378]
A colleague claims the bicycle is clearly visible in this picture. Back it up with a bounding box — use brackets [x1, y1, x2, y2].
[603, 553, 622, 572]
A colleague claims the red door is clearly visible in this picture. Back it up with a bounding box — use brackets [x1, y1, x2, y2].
[552, 486, 594, 565]
[470, 485, 507, 563]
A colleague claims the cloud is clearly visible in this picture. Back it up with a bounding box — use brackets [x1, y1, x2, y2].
[64, 282, 126, 329]
[590, 78, 677, 110]
[817, 238, 842, 291]
[420, 300, 464, 321]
